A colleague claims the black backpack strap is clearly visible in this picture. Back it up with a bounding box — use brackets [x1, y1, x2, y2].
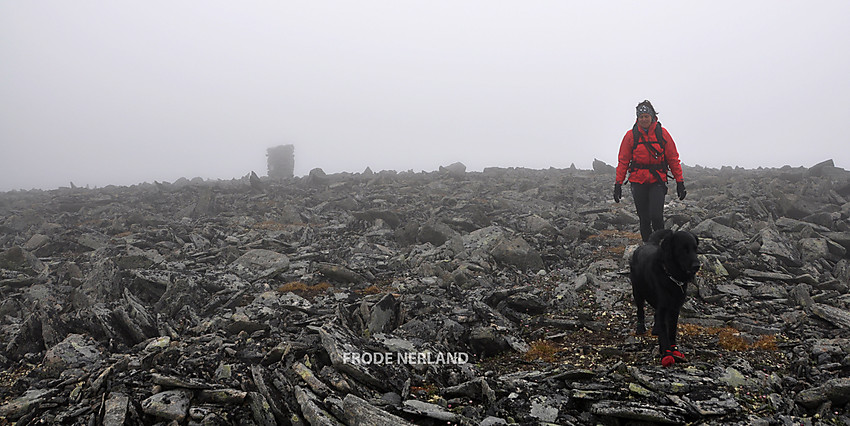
[655, 122, 674, 180]
[630, 121, 670, 182]
[631, 123, 664, 159]
[655, 121, 665, 146]
[632, 123, 640, 146]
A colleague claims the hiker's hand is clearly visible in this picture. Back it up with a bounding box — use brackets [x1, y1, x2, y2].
[676, 181, 687, 200]
[613, 183, 622, 203]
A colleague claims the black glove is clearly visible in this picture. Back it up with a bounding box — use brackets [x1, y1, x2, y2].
[676, 181, 687, 200]
[613, 183, 622, 203]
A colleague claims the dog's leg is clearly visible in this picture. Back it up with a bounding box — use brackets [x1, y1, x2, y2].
[657, 309, 676, 367]
[669, 310, 686, 362]
[633, 290, 646, 335]
[655, 309, 670, 352]
[635, 304, 646, 335]
[651, 309, 662, 336]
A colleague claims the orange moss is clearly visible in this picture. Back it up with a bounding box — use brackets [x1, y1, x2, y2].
[523, 340, 559, 363]
[277, 281, 331, 298]
[717, 328, 749, 351]
[752, 334, 778, 351]
[679, 323, 705, 336]
[608, 246, 626, 256]
[679, 324, 778, 352]
[357, 285, 384, 295]
[587, 229, 642, 241]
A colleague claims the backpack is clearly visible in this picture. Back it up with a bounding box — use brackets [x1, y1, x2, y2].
[630, 121, 672, 182]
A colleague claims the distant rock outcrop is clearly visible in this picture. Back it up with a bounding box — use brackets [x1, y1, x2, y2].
[593, 158, 616, 174]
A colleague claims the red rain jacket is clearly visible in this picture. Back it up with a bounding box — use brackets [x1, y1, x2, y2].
[615, 120, 684, 185]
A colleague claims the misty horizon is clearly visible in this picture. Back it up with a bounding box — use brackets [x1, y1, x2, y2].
[0, 152, 844, 192]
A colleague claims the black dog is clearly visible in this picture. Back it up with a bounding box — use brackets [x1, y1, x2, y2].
[630, 229, 700, 367]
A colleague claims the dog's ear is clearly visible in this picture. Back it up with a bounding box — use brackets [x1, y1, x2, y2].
[658, 230, 673, 252]
[649, 229, 673, 246]
[660, 229, 673, 246]
[692, 233, 699, 248]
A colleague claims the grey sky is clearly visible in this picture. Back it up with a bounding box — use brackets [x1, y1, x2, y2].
[2, 1, 849, 191]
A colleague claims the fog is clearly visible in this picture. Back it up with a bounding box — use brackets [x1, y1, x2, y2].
[2, 1, 849, 191]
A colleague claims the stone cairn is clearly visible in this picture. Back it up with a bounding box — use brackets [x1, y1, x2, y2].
[267, 145, 295, 180]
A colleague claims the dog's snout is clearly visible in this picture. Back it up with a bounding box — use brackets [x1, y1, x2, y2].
[691, 260, 701, 272]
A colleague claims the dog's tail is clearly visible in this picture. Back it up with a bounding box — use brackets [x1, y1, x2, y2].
[646, 229, 673, 245]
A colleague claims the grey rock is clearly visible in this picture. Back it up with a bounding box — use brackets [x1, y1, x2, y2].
[529, 395, 560, 422]
[103, 392, 129, 426]
[716, 283, 751, 298]
[226, 312, 271, 336]
[524, 214, 559, 236]
[368, 292, 400, 334]
[0, 389, 53, 420]
[776, 216, 832, 233]
[826, 232, 850, 252]
[469, 326, 510, 358]
[0, 246, 47, 280]
[294, 386, 345, 426]
[307, 167, 330, 187]
[247, 391, 279, 426]
[292, 361, 332, 397]
[789, 283, 815, 309]
[490, 235, 544, 271]
[440, 162, 467, 178]
[316, 262, 366, 284]
[316, 324, 388, 389]
[22, 234, 50, 252]
[775, 193, 815, 219]
[796, 377, 850, 408]
[811, 303, 850, 329]
[743, 269, 794, 281]
[719, 367, 750, 387]
[592, 158, 615, 174]
[78, 231, 110, 250]
[40, 333, 103, 378]
[799, 237, 831, 262]
[693, 218, 746, 243]
[141, 389, 192, 422]
[229, 249, 290, 281]
[444, 378, 496, 405]
[760, 227, 802, 266]
[590, 401, 687, 424]
[751, 283, 789, 299]
[342, 393, 415, 426]
[402, 399, 459, 422]
[5, 314, 44, 361]
[418, 219, 461, 246]
[807, 158, 838, 177]
[690, 393, 742, 416]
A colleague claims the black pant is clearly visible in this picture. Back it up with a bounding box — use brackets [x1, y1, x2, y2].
[631, 182, 667, 242]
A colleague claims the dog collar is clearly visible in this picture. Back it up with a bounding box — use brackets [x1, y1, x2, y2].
[663, 264, 688, 293]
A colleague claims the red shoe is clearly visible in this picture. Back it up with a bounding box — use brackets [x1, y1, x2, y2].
[669, 345, 686, 362]
[661, 354, 675, 367]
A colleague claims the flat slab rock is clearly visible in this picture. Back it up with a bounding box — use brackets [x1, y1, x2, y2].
[591, 400, 688, 424]
[141, 389, 192, 422]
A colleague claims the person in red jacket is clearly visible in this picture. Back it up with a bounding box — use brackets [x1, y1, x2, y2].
[614, 100, 687, 242]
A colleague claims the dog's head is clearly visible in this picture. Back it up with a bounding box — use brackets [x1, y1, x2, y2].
[659, 230, 700, 280]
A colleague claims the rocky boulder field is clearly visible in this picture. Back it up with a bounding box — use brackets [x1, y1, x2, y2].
[2, 159, 850, 425]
